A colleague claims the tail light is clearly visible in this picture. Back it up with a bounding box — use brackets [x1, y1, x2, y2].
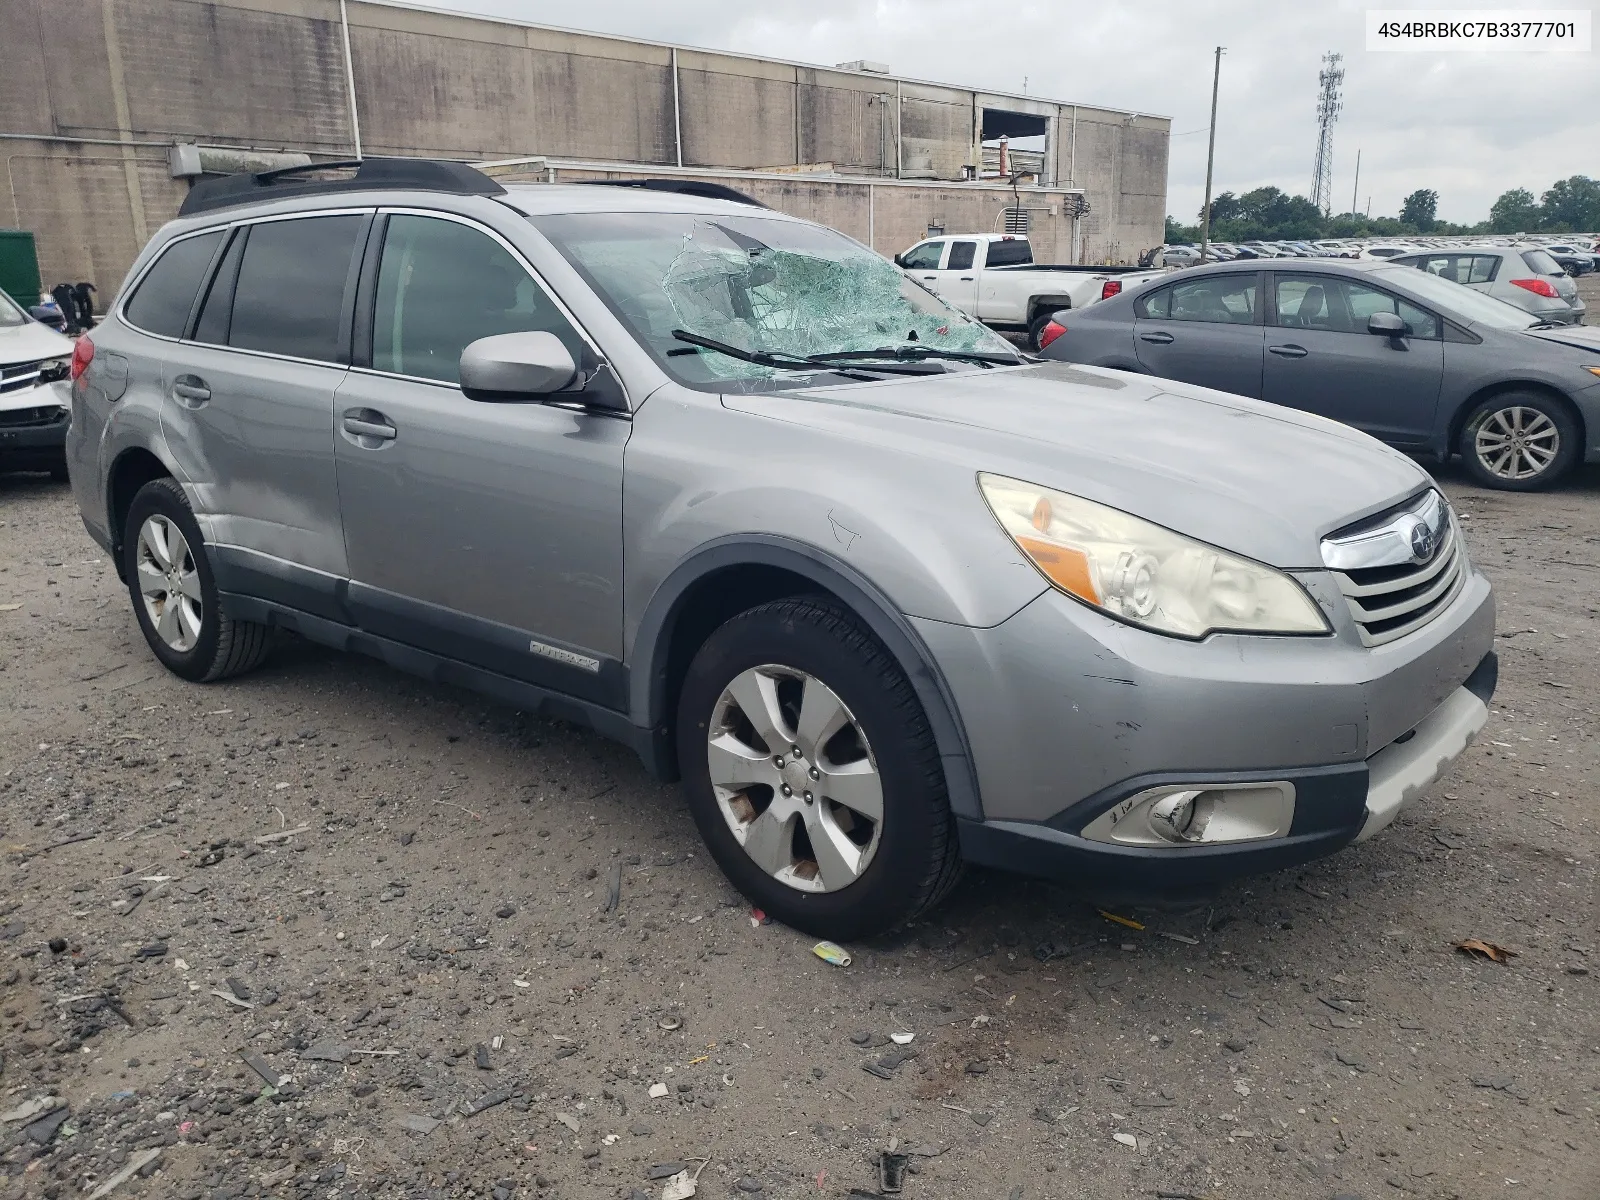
[1037, 320, 1067, 351]
[1510, 277, 1559, 299]
[1100, 279, 1123, 301]
[69, 336, 95, 381]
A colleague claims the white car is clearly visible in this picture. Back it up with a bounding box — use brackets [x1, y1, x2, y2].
[1358, 244, 1422, 260]
[0, 288, 75, 478]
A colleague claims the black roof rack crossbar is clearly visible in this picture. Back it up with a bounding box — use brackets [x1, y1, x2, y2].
[178, 157, 507, 217]
[584, 178, 768, 208]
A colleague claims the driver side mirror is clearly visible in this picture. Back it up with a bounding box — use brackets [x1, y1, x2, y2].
[1367, 311, 1409, 338]
[460, 332, 577, 401]
[892, 253, 906, 268]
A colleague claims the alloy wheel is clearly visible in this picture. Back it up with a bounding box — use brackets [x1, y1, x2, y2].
[135, 514, 203, 652]
[1474, 406, 1560, 482]
[706, 664, 883, 893]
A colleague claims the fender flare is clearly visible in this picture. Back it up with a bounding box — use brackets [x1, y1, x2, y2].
[631, 534, 984, 820]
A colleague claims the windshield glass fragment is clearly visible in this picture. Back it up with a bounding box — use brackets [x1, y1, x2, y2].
[531, 211, 1019, 391]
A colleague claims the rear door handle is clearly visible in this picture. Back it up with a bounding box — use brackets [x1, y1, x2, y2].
[171, 376, 210, 406]
[959, 276, 974, 281]
[1138, 332, 1175, 344]
[341, 410, 397, 442]
[1268, 344, 1309, 358]
[921, 274, 937, 280]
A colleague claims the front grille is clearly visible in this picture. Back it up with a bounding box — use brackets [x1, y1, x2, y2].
[0, 358, 51, 395]
[0, 404, 66, 429]
[1331, 518, 1465, 646]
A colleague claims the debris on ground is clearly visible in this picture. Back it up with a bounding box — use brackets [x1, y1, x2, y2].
[1099, 910, 1145, 931]
[812, 940, 851, 967]
[1455, 938, 1517, 963]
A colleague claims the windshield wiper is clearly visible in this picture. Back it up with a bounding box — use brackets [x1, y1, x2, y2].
[670, 329, 942, 376]
[805, 345, 1025, 368]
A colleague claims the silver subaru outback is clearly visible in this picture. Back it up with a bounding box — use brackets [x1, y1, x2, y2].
[65, 159, 1496, 939]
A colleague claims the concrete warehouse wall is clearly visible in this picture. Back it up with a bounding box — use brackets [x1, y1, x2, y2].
[0, 0, 1169, 300]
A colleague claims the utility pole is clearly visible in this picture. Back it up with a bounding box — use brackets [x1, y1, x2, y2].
[1199, 46, 1224, 261]
[1350, 148, 1360, 218]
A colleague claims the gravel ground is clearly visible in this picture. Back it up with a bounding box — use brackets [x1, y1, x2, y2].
[3, 404, 1599, 1198]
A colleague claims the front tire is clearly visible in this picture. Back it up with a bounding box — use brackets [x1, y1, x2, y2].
[675, 597, 961, 940]
[122, 477, 274, 682]
[1458, 392, 1578, 491]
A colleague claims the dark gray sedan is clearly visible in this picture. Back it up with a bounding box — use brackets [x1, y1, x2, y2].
[1040, 259, 1600, 490]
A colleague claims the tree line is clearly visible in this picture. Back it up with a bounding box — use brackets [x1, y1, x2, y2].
[1166, 176, 1600, 244]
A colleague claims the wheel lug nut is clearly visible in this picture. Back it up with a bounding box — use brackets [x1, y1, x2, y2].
[790, 745, 801, 757]
[808, 767, 819, 780]
[803, 791, 813, 804]
[781, 784, 792, 796]
[773, 755, 784, 767]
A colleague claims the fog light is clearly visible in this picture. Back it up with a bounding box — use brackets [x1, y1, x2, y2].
[1080, 781, 1296, 848]
[1148, 790, 1208, 842]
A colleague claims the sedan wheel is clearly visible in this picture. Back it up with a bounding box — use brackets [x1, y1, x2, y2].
[135, 514, 204, 652]
[707, 664, 883, 893]
[1459, 393, 1577, 492]
[1473, 406, 1559, 483]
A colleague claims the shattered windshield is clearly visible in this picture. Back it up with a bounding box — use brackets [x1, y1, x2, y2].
[530, 211, 1020, 391]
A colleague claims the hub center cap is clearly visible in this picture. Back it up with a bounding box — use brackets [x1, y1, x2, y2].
[781, 757, 811, 794]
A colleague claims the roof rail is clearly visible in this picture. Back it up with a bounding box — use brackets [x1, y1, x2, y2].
[178, 157, 507, 217]
[583, 178, 768, 208]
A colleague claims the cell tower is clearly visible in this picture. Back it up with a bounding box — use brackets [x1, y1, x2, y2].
[1310, 52, 1343, 217]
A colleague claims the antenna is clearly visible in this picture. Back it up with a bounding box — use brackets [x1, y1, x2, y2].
[1311, 52, 1343, 218]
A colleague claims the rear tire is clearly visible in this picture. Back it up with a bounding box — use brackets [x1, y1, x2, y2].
[122, 477, 274, 682]
[1027, 310, 1061, 352]
[675, 596, 961, 941]
[1457, 392, 1578, 491]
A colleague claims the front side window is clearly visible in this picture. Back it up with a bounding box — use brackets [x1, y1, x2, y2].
[1274, 274, 1440, 339]
[899, 242, 943, 271]
[228, 216, 364, 362]
[1165, 276, 1258, 324]
[945, 241, 976, 271]
[123, 230, 225, 338]
[531, 212, 1016, 392]
[371, 215, 584, 385]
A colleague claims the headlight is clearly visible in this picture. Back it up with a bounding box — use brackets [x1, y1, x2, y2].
[36, 356, 71, 385]
[978, 473, 1330, 639]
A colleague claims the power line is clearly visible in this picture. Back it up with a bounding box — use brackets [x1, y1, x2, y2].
[1311, 52, 1343, 218]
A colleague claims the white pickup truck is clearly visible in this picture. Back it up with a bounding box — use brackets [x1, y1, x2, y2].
[894, 234, 1165, 348]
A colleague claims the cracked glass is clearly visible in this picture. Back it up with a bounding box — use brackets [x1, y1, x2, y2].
[531, 211, 1018, 392]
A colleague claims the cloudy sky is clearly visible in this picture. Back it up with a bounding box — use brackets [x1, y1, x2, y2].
[430, 0, 1596, 225]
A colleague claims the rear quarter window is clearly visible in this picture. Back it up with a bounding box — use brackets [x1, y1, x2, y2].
[1520, 248, 1562, 275]
[984, 240, 1033, 267]
[1135, 288, 1170, 319]
[122, 230, 225, 338]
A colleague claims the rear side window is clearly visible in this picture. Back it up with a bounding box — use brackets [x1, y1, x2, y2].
[1167, 275, 1258, 324]
[985, 239, 1033, 266]
[1520, 248, 1562, 276]
[371, 214, 585, 385]
[228, 215, 364, 362]
[123, 230, 225, 337]
[945, 241, 976, 271]
[1135, 288, 1171, 319]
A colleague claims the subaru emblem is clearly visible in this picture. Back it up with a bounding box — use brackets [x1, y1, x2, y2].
[1409, 520, 1435, 562]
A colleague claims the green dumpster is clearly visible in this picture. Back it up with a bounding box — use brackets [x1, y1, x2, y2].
[0, 229, 44, 307]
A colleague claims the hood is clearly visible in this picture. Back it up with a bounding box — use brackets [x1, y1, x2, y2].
[732, 362, 1432, 569]
[1522, 324, 1600, 353]
[0, 318, 74, 368]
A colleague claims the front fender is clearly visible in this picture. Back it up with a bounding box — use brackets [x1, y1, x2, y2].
[629, 534, 986, 820]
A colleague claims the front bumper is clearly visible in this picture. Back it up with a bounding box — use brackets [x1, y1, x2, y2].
[918, 558, 1496, 897]
[0, 385, 69, 467]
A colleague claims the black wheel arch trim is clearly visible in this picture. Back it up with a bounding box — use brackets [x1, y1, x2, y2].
[631, 535, 985, 820]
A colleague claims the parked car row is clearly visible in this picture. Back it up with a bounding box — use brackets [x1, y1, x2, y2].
[1038, 257, 1600, 491]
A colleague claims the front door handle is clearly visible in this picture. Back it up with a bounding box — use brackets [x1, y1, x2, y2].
[1138, 332, 1175, 344]
[921, 274, 937, 280]
[171, 376, 210, 406]
[341, 409, 397, 443]
[959, 276, 975, 281]
[1268, 344, 1309, 358]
